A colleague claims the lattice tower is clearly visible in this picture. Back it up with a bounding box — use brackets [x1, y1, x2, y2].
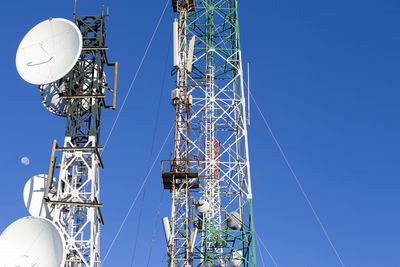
[44, 12, 117, 267]
[162, 1, 256, 266]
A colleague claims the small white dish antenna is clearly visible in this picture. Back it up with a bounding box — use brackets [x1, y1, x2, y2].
[227, 211, 242, 230]
[230, 250, 243, 267]
[23, 174, 55, 219]
[16, 18, 83, 85]
[40, 79, 69, 117]
[0, 216, 66, 267]
[195, 199, 209, 213]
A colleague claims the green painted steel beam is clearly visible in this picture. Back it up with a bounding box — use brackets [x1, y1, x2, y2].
[65, 15, 108, 147]
[186, 1, 257, 266]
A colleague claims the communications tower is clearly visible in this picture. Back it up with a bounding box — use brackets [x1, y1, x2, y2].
[43, 8, 118, 267]
[162, 1, 256, 266]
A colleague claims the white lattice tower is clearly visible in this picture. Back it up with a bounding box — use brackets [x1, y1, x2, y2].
[167, 7, 196, 267]
[164, 1, 257, 266]
[52, 136, 102, 266]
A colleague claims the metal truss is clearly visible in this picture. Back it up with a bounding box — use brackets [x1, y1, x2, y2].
[43, 12, 117, 267]
[65, 14, 117, 146]
[162, 6, 199, 266]
[164, 1, 256, 266]
[49, 137, 103, 266]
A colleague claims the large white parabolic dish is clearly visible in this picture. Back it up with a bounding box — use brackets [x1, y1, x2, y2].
[16, 18, 83, 85]
[0, 216, 65, 267]
[23, 174, 55, 219]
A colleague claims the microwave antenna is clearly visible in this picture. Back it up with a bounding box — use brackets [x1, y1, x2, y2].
[12, 4, 118, 266]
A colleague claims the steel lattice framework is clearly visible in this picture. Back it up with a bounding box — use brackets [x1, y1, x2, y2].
[163, 1, 256, 266]
[44, 12, 117, 267]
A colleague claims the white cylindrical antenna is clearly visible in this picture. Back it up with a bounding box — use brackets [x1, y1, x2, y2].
[247, 62, 250, 126]
[189, 227, 198, 253]
[186, 36, 196, 73]
[173, 19, 180, 68]
[162, 217, 171, 245]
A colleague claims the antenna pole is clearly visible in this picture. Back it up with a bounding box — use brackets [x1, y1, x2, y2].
[73, 0, 77, 17]
[162, 2, 198, 265]
[248, 62, 251, 126]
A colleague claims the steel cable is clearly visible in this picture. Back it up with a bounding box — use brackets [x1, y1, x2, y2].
[100, 0, 171, 265]
[101, 0, 170, 155]
[255, 232, 267, 267]
[129, 25, 172, 267]
[250, 91, 345, 267]
[146, 190, 164, 267]
[101, 123, 174, 265]
[254, 229, 279, 267]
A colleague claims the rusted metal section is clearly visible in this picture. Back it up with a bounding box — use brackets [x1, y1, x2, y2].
[205, 139, 220, 180]
[162, 3, 199, 265]
[82, 46, 109, 50]
[59, 94, 106, 99]
[172, 0, 195, 13]
[104, 59, 118, 110]
[44, 139, 58, 201]
[46, 200, 103, 207]
[161, 159, 200, 189]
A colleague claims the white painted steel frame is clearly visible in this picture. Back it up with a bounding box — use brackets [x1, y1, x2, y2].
[167, 1, 256, 266]
[169, 10, 193, 267]
[53, 136, 101, 267]
[186, 48, 253, 265]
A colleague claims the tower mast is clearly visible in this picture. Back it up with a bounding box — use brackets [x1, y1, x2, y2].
[44, 10, 118, 267]
[163, 0, 256, 266]
[162, 1, 199, 266]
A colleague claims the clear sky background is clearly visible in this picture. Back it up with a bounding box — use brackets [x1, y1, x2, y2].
[0, 0, 399, 266]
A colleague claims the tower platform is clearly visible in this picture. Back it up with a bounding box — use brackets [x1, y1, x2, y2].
[161, 160, 199, 189]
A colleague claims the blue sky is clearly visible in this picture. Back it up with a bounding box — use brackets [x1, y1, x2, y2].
[0, 0, 399, 266]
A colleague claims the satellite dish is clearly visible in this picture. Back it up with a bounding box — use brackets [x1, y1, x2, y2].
[39, 79, 69, 116]
[195, 199, 209, 213]
[23, 174, 55, 219]
[38, 60, 107, 116]
[230, 250, 243, 267]
[0, 216, 66, 267]
[227, 211, 242, 230]
[16, 18, 82, 85]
